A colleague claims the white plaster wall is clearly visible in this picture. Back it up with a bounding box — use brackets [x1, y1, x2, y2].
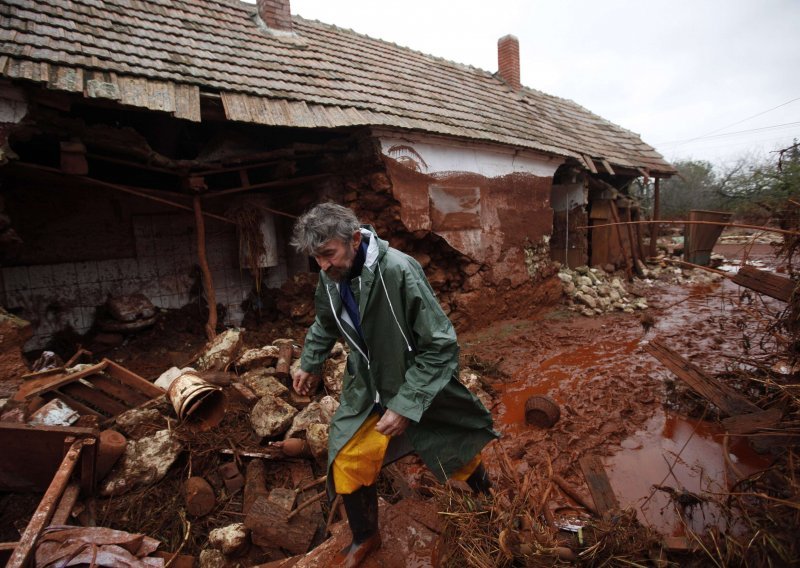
[0, 213, 288, 350]
[377, 131, 562, 178]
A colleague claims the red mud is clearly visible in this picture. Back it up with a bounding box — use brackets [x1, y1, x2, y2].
[461, 263, 779, 539]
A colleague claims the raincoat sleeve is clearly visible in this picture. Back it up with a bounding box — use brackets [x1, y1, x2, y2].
[299, 279, 341, 375]
[384, 263, 460, 423]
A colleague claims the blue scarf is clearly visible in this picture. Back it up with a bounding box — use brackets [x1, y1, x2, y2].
[339, 237, 369, 339]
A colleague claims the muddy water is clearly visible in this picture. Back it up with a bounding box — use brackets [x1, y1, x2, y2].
[496, 337, 640, 431]
[493, 280, 775, 536]
[609, 412, 771, 535]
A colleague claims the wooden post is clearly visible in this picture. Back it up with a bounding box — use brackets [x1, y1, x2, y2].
[649, 177, 661, 259]
[609, 201, 632, 280]
[193, 196, 217, 340]
[624, 206, 644, 277]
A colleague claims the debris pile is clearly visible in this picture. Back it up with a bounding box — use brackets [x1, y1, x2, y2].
[558, 266, 649, 316]
[0, 324, 498, 566]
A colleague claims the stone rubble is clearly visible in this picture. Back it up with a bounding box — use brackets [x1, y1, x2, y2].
[558, 261, 724, 317]
[559, 265, 649, 316]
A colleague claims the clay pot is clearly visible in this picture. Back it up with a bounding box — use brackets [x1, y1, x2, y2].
[185, 476, 216, 517]
[96, 429, 127, 480]
[275, 437, 310, 457]
[525, 396, 561, 428]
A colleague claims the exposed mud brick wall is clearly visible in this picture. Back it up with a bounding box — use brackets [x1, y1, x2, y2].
[383, 157, 555, 284]
[331, 144, 561, 330]
[0, 308, 31, 395]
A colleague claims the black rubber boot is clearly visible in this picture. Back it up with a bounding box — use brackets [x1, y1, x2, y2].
[466, 463, 493, 495]
[334, 484, 381, 567]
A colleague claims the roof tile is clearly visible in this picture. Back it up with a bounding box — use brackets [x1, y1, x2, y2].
[0, 0, 673, 173]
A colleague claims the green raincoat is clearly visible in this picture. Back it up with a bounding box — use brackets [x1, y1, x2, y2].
[299, 227, 498, 484]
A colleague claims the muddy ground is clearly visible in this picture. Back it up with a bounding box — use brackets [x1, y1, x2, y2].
[2, 234, 795, 566]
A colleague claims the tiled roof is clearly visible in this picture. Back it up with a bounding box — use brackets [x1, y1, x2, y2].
[0, 0, 675, 175]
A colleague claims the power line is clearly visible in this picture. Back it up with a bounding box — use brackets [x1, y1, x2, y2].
[655, 96, 800, 146]
[657, 120, 800, 146]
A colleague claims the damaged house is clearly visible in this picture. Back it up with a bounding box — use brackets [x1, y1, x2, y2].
[0, 0, 675, 359]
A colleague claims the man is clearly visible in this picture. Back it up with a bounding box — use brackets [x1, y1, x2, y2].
[291, 203, 497, 567]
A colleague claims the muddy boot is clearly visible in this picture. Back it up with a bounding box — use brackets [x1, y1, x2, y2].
[333, 484, 381, 567]
[466, 463, 492, 495]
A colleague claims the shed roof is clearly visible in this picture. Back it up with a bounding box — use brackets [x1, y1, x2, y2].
[0, 0, 675, 175]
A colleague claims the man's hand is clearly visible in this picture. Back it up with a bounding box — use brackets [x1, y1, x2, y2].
[292, 368, 320, 396]
[375, 409, 411, 437]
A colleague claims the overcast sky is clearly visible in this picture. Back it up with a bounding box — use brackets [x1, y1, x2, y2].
[268, 0, 800, 168]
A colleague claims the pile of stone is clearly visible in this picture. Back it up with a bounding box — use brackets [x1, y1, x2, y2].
[644, 262, 725, 286]
[558, 266, 648, 316]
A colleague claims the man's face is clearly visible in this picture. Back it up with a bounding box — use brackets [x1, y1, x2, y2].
[313, 232, 361, 283]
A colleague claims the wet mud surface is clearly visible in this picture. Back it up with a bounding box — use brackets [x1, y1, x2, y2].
[461, 265, 780, 538]
[2, 236, 788, 562]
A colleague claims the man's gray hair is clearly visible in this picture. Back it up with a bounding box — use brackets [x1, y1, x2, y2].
[291, 202, 361, 254]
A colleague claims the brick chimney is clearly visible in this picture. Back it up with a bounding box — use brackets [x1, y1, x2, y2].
[497, 34, 521, 90]
[257, 0, 293, 32]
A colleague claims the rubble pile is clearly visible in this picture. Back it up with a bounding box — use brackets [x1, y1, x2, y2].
[644, 261, 725, 286]
[0, 326, 496, 566]
[559, 266, 649, 316]
[559, 258, 731, 317]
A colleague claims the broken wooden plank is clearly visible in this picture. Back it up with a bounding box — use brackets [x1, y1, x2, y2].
[60, 382, 129, 417]
[608, 199, 632, 278]
[90, 375, 151, 407]
[44, 391, 104, 419]
[219, 448, 283, 460]
[644, 338, 760, 416]
[13, 361, 108, 401]
[722, 407, 783, 435]
[732, 265, 796, 303]
[582, 154, 598, 174]
[552, 474, 598, 516]
[50, 482, 81, 525]
[103, 359, 165, 398]
[578, 455, 619, 515]
[6, 439, 85, 568]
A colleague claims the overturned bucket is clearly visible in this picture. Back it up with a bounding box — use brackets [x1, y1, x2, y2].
[168, 372, 227, 431]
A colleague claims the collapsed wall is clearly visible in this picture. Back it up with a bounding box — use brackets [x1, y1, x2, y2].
[329, 133, 566, 331]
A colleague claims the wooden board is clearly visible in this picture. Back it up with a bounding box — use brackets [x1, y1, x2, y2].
[90, 375, 151, 407]
[50, 483, 81, 525]
[722, 407, 783, 435]
[104, 359, 165, 398]
[0, 423, 98, 491]
[60, 382, 130, 417]
[12, 359, 164, 421]
[14, 361, 108, 401]
[578, 455, 619, 515]
[732, 265, 796, 303]
[644, 339, 760, 416]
